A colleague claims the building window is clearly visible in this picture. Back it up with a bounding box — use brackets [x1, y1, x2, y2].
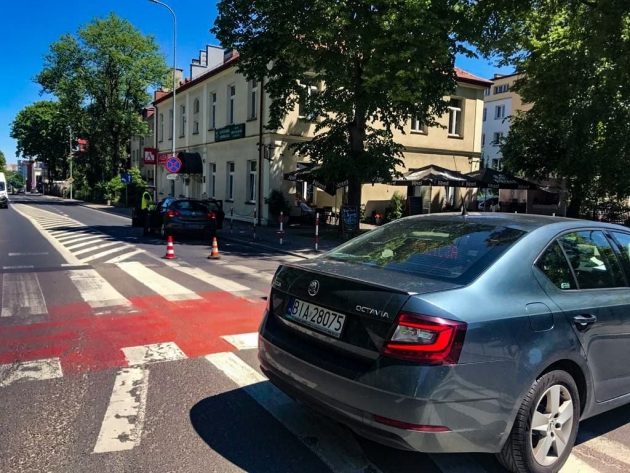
[493, 132, 504, 145]
[193, 98, 200, 134]
[494, 84, 509, 94]
[209, 163, 216, 198]
[484, 87, 491, 96]
[298, 82, 318, 121]
[483, 107, 487, 122]
[248, 80, 258, 120]
[159, 113, 164, 142]
[410, 116, 427, 134]
[226, 161, 235, 200]
[247, 160, 257, 202]
[495, 104, 506, 120]
[180, 105, 186, 137]
[209, 92, 217, 130]
[491, 158, 501, 170]
[447, 99, 462, 137]
[169, 109, 173, 139]
[228, 85, 236, 125]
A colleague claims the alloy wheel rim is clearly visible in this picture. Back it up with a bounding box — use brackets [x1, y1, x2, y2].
[529, 384, 574, 466]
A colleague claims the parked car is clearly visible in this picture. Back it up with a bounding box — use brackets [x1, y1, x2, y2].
[145, 198, 219, 238]
[259, 213, 630, 473]
[477, 196, 499, 211]
[0, 172, 8, 208]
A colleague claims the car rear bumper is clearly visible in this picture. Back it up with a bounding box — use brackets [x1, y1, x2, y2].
[259, 331, 509, 454]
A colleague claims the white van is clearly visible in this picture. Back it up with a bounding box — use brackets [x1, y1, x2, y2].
[0, 172, 8, 208]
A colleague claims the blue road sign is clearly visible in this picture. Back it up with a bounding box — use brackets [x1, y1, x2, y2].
[120, 172, 131, 185]
[165, 156, 182, 174]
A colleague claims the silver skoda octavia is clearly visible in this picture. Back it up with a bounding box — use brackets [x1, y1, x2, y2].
[258, 213, 630, 473]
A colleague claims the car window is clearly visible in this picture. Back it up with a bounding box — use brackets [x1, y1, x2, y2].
[559, 230, 626, 289]
[206, 201, 221, 212]
[609, 232, 630, 277]
[173, 201, 191, 210]
[0, 182, 5, 191]
[325, 218, 526, 283]
[189, 201, 209, 212]
[536, 241, 577, 290]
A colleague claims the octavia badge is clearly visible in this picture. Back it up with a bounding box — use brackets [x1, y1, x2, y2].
[307, 280, 320, 297]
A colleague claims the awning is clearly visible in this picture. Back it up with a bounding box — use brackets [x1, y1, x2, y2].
[393, 165, 481, 188]
[177, 152, 203, 174]
[284, 163, 347, 195]
[466, 168, 538, 190]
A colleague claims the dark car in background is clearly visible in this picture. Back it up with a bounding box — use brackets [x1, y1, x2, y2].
[145, 198, 220, 238]
[202, 198, 225, 229]
[259, 213, 630, 473]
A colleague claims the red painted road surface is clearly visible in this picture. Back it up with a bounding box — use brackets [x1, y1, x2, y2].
[0, 292, 266, 374]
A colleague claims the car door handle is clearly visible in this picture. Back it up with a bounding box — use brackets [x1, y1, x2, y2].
[573, 314, 597, 331]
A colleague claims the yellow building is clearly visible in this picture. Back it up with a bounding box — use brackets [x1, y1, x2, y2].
[150, 47, 490, 224]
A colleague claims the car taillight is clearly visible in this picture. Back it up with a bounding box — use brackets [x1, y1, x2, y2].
[207, 211, 216, 219]
[167, 210, 180, 218]
[382, 312, 466, 365]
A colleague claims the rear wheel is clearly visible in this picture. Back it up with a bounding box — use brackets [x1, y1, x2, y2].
[497, 370, 580, 473]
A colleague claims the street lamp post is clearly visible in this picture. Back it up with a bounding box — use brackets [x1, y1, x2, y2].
[149, 0, 177, 199]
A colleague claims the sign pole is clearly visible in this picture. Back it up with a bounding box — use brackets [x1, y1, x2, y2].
[315, 212, 319, 251]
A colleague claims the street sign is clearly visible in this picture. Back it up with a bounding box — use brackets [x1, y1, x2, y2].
[120, 172, 131, 185]
[165, 156, 182, 173]
[143, 147, 157, 164]
[166, 173, 178, 180]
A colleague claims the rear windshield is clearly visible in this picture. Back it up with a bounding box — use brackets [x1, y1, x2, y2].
[0, 182, 5, 191]
[326, 218, 526, 283]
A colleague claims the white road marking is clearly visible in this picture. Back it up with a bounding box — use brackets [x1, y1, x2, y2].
[67, 269, 132, 313]
[73, 241, 120, 256]
[92, 367, 149, 453]
[61, 263, 90, 268]
[222, 333, 259, 350]
[116, 261, 202, 301]
[10, 205, 83, 265]
[162, 261, 250, 292]
[1, 273, 47, 318]
[122, 342, 187, 366]
[2, 265, 35, 270]
[104, 249, 145, 264]
[560, 455, 599, 473]
[579, 434, 630, 467]
[64, 236, 106, 249]
[214, 261, 274, 282]
[80, 246, 133, 263]
[0, 358, 63, 387]
[57, 233, 95, 242]
[205, 352, 383, 473]
[8, 252, 49, 256]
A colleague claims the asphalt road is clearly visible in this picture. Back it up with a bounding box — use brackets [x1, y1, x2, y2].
[1, 194, 630, 473]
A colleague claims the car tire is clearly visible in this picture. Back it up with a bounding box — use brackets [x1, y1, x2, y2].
[497, 370, 580, 473]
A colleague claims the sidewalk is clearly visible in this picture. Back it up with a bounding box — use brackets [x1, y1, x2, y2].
[75, 198, 376, 259]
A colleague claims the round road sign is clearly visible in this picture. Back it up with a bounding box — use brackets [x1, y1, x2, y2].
[165, 156, 182, 173]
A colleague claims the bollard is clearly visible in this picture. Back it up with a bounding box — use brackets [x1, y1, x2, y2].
[230, 207, 234, 234]
[253, 209, 257, 241]
[315, 212, 320, 251]
[279, 211, 284, 245]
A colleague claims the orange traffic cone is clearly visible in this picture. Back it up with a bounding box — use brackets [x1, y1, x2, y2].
[163, 235, 176, 259]
[208, 236, 220, 259]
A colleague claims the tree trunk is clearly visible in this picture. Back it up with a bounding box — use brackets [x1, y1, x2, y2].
[346, 117, 366, 208]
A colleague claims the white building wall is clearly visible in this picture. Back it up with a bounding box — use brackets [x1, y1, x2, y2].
[481, 97, 511, 169]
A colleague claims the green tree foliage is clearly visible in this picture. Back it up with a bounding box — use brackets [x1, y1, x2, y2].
[0, 150, 6, 172]
[6, 171, 25, 190]
[481, 0, 630, 216]
[37, 14, 168, 187]
[10, 101, 69, 182]
[213, 0, 474, 207]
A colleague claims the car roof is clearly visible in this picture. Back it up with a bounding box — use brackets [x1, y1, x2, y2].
[405, 212, 629, 233]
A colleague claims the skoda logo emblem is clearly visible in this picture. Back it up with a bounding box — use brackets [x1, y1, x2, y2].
[307, 280, 320, 297]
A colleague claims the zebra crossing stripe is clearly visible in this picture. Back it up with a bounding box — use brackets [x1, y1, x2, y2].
[104, 249, 145, 264]
[92, 367, 149, 453]
[1, 273, 47, 318]
[0, 358, 63, 387]
[64, 236, 107, 250]
[67, 269, 132, 313]
[73, 241, 120, 256]
[578, 433, 630, 467]
[222, 333, 259, 350]
[81, 246, 131, 263]
[122, 342, 187, 366]
[116, 261, 202, 301]
[162, 261, 250, 292]
[205, 352, 384, 473]
[560, 455, 599, 473]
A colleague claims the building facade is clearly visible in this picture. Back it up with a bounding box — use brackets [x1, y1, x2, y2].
[146, 47, 490, 223]
[481, 72, 531, 170]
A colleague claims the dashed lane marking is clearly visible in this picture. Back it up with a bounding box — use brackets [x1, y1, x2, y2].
[8, 252, 49, 256]
[1, 273, 47, 318]
[0, 358, 63, 387]
[92, 366, 149, 453]
[205, 352, 384, 473]
[122, 342, 187, 366]
[221, 333, 259, 350]
[116, 261, 202, 301]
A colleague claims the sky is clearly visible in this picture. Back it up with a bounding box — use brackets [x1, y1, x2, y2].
[0, 1, 514, 165]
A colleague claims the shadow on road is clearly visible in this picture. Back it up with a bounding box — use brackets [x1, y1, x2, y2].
[576, 403, 630, 444]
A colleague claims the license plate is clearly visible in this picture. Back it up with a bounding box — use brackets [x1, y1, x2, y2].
[285, 298, 346, 338]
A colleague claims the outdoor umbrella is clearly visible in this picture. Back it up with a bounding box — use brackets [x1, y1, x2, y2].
[393, 164, 481, 188]
[466, 168, 538, 190]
